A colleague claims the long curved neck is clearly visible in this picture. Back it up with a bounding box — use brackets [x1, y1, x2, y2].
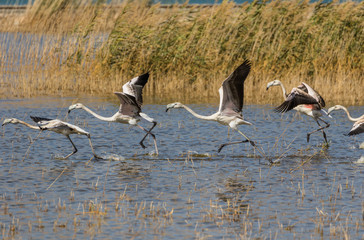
[338, 106, 362, 122]
[278, 82, 287, 100]
[181, 104, 217, 121]
[81, 105, 116, 122]
[17, 120, 40, 130]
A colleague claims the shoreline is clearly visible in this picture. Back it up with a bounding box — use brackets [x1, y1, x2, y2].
[0, 1, 362, 104]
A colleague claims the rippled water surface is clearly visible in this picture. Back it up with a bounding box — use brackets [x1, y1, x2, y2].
[1, 98, 363, 239]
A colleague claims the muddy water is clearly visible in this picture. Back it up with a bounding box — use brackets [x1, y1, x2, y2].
[0, 97, 363, 239]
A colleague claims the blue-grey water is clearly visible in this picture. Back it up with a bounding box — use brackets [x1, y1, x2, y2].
[1, 98, 363, 239]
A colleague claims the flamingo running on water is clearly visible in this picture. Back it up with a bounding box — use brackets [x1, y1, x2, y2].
[68, 72, 159, 154]
[166, 60, 271, 163]
[2, 116, 102, 159]
[267, 80, 330, 143]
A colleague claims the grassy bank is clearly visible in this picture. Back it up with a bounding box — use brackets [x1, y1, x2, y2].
[0, 0, 363, 105]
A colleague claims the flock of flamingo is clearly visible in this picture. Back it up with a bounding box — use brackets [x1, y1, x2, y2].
[2, 60, 363, 162]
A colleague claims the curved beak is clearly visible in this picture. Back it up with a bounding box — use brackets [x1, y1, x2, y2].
[326, 108, 334, 118]
[266, 82, 273, 91]
[166, 103, 175, 112]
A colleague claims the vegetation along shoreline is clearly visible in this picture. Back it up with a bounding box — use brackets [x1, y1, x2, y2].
[0, 0, 362, 105]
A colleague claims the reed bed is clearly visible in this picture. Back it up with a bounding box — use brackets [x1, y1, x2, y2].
[0, 0, 363, 105]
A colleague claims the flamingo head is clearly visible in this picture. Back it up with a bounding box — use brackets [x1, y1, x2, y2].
[166, 102, 183, 112]
[327, 105, 345, 115]
[68, 103, 84, 114]
[266, 79, 282, 90]
[2, 118, 19, 126]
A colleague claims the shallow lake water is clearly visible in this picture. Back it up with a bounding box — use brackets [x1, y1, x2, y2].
[0, 97, 363, 239]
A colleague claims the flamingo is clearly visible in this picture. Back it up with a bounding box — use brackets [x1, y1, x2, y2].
[2, 116, 102, 159]
[328, 105, 364, 136]
[266, 80, 289, 100]
[165, 60, 271, 163]
[267, 80, 330, 143]
[68, 72, 158, 154]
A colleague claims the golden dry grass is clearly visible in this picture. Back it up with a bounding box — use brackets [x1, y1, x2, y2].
[0, 0, 363, 105]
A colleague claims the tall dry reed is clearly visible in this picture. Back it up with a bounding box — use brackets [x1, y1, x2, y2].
[0, 0, 363, 105]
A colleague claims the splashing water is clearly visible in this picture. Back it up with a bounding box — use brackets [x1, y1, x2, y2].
[102, 153, 125, 161]
[355, 156, 364, 164]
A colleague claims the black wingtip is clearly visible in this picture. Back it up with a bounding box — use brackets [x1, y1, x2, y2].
[139, 72, 149, 81]
[140, 72, 149, 78]
[230, 59, 251, 83]
[30, 116, 39, 123]
[133, 72, 150, 87]
[273, 101, 291, 113]
[30, 116, 52, 123]
[347, 131, 355, 136]
[239, 59, 251, 70]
